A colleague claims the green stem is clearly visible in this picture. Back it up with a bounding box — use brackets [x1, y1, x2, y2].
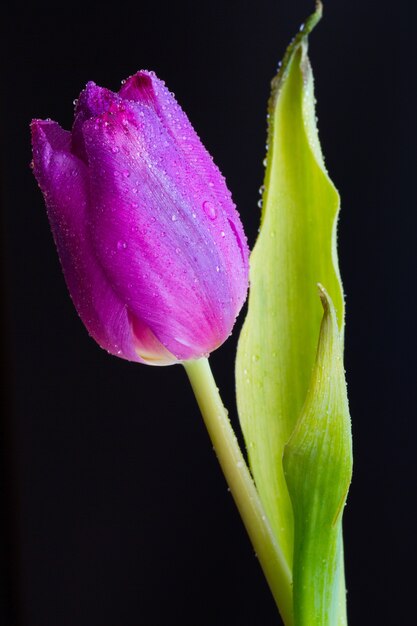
[183, 357, 293, 626]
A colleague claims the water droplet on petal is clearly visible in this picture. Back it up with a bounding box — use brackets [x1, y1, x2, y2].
[203, 200, 217, 220]
[112, 146, 119, 154]
[117, 240, 128, 250]
[171, 214, 177, 221]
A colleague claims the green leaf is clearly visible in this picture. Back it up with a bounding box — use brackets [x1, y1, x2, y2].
[235, 1, 343, 574]
[282, 285, 352, 626]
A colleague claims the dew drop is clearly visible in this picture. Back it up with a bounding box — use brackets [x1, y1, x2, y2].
[215, 265, 220, 272]
[203, 200, 217, 220]
[171, 214, 177, 221]
[257, 199, 263, 209]
[112, 146, 119, 154]
[117, 240, 128, 250]
[220, 231, 225, 238]
[263, 157, 268, 167]
[123, 169, 130, 177]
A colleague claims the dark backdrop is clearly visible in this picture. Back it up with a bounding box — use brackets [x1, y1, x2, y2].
[1, 1, 416, 625]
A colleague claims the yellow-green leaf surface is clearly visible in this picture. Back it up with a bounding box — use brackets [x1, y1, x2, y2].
[283, 286, 352, 626]
[236, 2, 343, 570]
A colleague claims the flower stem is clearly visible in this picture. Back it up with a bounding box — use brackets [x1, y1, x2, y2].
[183, 357, 293, 626]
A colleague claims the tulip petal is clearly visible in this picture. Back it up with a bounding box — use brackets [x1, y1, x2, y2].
[31, 119, 173, 364]
[120, 71, 249, 273]
[72, 82, 119, 161]
[120, 71, 249, 305]
[82, 99, 246, 359]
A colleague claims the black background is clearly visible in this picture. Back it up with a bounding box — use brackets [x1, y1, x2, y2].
[1, 1, 416, 625]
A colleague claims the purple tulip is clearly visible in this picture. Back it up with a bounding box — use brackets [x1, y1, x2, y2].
[31, 71, 249, 365]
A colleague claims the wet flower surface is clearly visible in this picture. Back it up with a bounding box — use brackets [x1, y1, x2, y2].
[31, 71, 249, 364]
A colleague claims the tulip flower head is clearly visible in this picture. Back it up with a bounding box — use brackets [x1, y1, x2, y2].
[31, 71, 249, 365]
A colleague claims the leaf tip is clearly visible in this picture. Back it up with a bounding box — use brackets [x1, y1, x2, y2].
[301, 2, 323, 39]
[317, 282, 328, 308]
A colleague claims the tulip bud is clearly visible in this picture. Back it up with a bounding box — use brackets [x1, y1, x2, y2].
[31, 71, 249, 365]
